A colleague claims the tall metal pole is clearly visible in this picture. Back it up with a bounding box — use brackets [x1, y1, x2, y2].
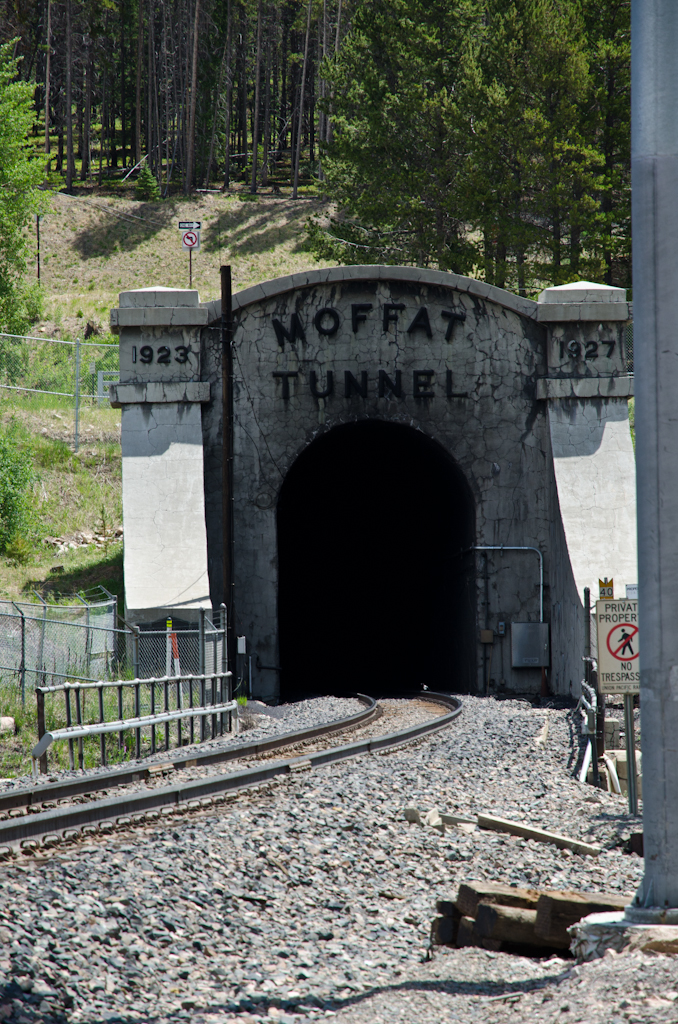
[221, 266, 236, 686]
[630, 0, 678, 916]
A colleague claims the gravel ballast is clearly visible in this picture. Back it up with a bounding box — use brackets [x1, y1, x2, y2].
[0, 694, 659, 1024]
[0, 696, 369, 794]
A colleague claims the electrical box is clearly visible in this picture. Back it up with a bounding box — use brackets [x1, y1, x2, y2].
[237, 636, 247, 655]
[511, 622, 550, 668]
[497, 621, 506, 637]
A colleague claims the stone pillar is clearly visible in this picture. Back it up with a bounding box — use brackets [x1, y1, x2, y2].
[535, 281, 636, 603]
[109, 287, 211, 625]
[628, 0, 678, 917]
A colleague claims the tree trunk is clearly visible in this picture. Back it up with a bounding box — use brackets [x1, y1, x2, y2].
[250, 0, 263, 192]
[318, 0, 326, 179]
[206, 35, 227, 187]
[326, 0, 342, 145]
[65, 0, 73, 190]
[185, 0, 201, 192]
[44, 0, 51, 163]
[121, 0, 126, 166]
[82, 47, 91, 179]
[293, 0, 312, 200]
[136, 0, 143, 162]
[99, 69, 105, 184]
[261, 5, 272, 187]
[223, 0, 232, 188]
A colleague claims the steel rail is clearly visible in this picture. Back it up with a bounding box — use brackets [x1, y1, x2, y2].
[0, 693, 380, 813]
[31, 700, 239, 757]
[0, 693, 461, 851]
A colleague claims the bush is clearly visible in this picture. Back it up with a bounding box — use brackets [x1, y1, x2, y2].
[0, 424, 34, 551]
[0, 280, 44, 337]
[134, 161, 162, 201]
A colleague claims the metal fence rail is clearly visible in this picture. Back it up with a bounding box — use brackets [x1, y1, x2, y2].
[32, 671, 235, 774]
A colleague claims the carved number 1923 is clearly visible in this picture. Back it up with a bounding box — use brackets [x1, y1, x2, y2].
[559, 339, 616, 360]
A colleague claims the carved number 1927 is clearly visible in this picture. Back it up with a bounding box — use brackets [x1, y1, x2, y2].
[559, 339, 616, 360]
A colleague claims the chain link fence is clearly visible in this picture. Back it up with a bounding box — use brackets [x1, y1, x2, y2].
[0, 594, 226, 705]
[0, 331, 120, 447]
[624, 322, 633, 373]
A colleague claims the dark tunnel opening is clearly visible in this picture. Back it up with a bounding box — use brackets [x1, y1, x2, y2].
[277, 420, 476, 699]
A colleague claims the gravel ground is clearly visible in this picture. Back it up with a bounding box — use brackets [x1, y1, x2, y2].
[0, 694, 658, 1024]
[0, 699, 444, 816]
[0, 697, 368, 795]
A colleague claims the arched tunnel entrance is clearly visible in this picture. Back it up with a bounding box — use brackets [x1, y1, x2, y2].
[277, 420, 476, 699]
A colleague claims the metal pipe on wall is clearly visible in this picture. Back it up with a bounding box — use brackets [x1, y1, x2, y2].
[472, 546, 544, 622]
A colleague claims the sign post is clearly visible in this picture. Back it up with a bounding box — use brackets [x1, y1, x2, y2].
[178, 222, 201, 287]
[596, 597, 640, 814]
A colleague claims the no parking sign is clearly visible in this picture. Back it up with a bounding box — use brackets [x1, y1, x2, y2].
[596, 599, 640, 694]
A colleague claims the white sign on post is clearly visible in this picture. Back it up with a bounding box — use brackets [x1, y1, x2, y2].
[595, 598, 640, 694]
[182, 230, 200, 251]
[178, 220, 202, 230]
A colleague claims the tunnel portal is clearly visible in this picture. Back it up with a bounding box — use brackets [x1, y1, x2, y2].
[277, 420, 476, 699]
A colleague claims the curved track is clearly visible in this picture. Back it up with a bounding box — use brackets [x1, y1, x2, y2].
[0, 692, 461, 853]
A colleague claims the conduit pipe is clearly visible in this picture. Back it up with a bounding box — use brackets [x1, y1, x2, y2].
[603, 752, 623, 795]
[579, 738, 593, 784]
[471, 546, 544, 622]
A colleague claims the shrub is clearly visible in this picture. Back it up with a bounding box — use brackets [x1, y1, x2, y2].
[4, 533, 32, 564]
[134, 161, 161, 201]
[0, 424, 34, 551]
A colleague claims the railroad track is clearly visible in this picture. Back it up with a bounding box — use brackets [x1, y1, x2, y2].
[0, 692, 461, 854]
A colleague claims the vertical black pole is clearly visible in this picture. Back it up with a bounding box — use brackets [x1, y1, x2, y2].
[36, 689, 47, 774]
[221, 266, 236, 692]
[36, 216, 41, 281]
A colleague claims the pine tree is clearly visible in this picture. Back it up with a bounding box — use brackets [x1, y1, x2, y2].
[134, 158, 161, 200]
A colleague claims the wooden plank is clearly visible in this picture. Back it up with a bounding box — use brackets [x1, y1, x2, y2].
[435, 900, 462, 919]
[455, 881, 540, 919]
[477, 813, 601, 856]
[474, 903, 553, 947]
[456, 915, 477, 948]
[535, 891, 629, 946]
[430, 915, 458, 946]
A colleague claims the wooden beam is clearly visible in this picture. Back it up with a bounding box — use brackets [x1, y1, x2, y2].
[477, 813, 601, 856]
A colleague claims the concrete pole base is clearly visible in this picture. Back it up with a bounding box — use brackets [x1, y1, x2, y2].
[569, 910, 678, 960]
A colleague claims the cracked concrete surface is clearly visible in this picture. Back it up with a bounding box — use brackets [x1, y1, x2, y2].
[112, 288, 212, 625]
[199, 270, 635, 702]
[110, 272, 635, 690]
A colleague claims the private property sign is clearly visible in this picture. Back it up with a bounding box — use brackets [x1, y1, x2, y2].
[596, 599, 640, 694]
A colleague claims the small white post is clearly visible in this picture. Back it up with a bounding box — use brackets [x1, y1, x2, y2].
[74, 336, 81, 452]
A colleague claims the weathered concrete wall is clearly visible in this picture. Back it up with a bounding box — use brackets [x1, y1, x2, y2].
[199, 268, 633, 701]
[111, 287, 211, 625]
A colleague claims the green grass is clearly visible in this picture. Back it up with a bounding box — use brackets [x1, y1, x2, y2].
[32, 187, 331, 342]
[0, 396, 122, 603]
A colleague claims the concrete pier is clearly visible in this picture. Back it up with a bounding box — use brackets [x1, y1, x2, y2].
[630, 0, 678, 914]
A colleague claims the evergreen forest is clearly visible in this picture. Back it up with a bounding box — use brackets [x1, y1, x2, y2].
[1, 0, 630, 296]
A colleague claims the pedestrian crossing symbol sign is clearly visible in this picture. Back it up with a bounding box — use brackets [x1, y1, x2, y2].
[595, 598, 640, 694]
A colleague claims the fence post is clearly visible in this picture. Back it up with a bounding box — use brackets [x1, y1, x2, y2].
[199, 609, 206, 741]
[132, 626, 140, 680]
[74, 335, 81, 452]
[12, 603, 26, 706]
[199, 608, 205, 679]
[36, 688, 47, 774]
[220, 603, 228, 732]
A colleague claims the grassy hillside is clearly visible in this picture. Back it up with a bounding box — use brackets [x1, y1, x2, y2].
[0, 187, 329, 604]
[35, 186, 330, 338]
